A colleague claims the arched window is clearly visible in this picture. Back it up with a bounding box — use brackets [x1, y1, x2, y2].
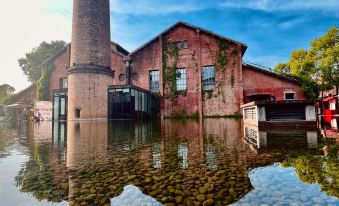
[75, 108, 80, 118]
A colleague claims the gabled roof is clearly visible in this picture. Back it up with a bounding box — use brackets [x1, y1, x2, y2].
[39, 44, 70, 68]
[111, 41, 130, 55]
[130, 21, 247, 56]
[243, 62, 301, 85]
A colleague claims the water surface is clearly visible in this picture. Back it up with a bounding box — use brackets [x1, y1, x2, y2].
[0, 119, 338, 206]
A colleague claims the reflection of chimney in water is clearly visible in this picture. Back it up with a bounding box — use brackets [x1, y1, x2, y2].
[66, 121, 108, 205]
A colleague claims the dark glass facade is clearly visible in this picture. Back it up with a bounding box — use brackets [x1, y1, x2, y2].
[53, 90, 68, 121]
[108, 86, 152, 119]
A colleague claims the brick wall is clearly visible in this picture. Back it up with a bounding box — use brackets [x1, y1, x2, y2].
[111, 43, 128, 86]
[199, 31, 243, 116]
[130, 38, 162, 91]
[243, 66, 306, 102]
[131, 24, 244, 117]
[49, 47, 70, 100]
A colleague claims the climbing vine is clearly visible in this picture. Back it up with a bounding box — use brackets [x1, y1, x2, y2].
[191, 50, 199, 73]
[36, 62, 54, 100]
[216, 40, 229, 72]
[162, 37, 180, 96]
[230, 69, 235, 88]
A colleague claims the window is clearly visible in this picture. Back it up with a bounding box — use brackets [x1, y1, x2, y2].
[176, 68, 187, 91]
[149, 70, 159, 93]
[285, 92, 295, 100]
[119, 74, 126, 82]
[75, 108, 80, 118]
[172, 40, 189, 49]
[59, 78, 67, 89]
[202, 66, 215, 90]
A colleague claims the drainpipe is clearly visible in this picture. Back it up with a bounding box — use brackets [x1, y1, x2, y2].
[123, 56, 132, 85]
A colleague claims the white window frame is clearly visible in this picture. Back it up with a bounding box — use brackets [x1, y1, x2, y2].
[284, 91, 295, 100]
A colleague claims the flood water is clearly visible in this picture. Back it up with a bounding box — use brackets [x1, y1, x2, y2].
[0, 119, 338, 206]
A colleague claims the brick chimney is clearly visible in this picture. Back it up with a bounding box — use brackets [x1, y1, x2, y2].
[67, 0, 113, 120]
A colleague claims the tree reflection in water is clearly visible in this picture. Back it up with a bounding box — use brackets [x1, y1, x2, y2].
[281, 138, 339, 198]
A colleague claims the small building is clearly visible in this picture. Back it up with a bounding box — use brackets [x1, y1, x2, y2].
[34, 101, 53, 121]
[241, 100, 316, 128]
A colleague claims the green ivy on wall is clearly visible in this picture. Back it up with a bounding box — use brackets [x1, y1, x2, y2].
[162, 37, 180, 96]
[36, 62, 54, 101]
[216, 40, 229, 72]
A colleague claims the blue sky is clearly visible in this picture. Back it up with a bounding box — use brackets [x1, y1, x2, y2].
[0, 0, 338, 91]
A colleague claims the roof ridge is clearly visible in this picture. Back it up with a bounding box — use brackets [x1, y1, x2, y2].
[242, 62, 300, 85]
[129, 21, 247, 56]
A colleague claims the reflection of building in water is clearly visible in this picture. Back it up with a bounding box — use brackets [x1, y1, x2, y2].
[67, 121, 108, 168]
[107, 120, 156, 152]
[178, 143, 188, 169]
[205, 143, 218, 169]
[243, 123, 318, 151]
[152, 143, 161, 169]
[52, 122, 67, 161]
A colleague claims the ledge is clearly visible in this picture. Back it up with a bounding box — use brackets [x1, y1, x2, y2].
[67, 64, 114, 77]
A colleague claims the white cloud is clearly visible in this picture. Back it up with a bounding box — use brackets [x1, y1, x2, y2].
[0, 0, 71, 91]
[219, 0, 339, 12]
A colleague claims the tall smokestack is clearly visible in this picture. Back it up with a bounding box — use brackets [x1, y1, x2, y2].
[67, 0, 113, 120]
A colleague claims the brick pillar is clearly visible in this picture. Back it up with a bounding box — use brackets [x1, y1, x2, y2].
[159, 36, 164, 119]
[238, 44, 244, 107]
[196, 29, 203, 118]
[67, 0, 113, 120]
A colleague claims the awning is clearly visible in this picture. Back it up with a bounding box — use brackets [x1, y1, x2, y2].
[4, 102, 28, 109]
[323, 96, 336, 102]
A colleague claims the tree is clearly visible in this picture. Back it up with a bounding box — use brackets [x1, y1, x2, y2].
[18, 40, 67, 100]
[0, 84, 15, 103]
[18, 40, 67, 83]
[274, 26, 339, 99]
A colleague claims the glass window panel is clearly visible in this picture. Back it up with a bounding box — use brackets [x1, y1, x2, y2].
[183, 40, 188, 49]
[285, 93, 295, 100]
[60, 97, 65, 115]
[60, 78, 68, 89]
[149, 70, 160, 93]
[142, 93, 146, 112]
[53, 96, 59, 120]
[202, 66, 215, 90]
[176, 68, 187, 91]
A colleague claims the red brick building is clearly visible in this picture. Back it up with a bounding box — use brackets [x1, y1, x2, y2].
[15, 21, 308, 119]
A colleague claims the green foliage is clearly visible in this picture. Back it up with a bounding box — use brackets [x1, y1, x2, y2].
[203, 90, 213, 99]
[36, 62, 55, 100]
[163, 37, 182, 96]
[274, 63, 290, 75]
[274, 26, 339, 98]
[216, 40, 229, 72]
[171, 109, 199, 119]
[0, 84, 15, 104]
[230, 69, 235, 88]
[281, 140, 339, 198]
[204, 113, 243, 118]
[18, 40, 67, 100]
[18, 40, 67, 83]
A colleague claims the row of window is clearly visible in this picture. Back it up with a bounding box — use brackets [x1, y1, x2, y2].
[149, 66, 216, 93]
